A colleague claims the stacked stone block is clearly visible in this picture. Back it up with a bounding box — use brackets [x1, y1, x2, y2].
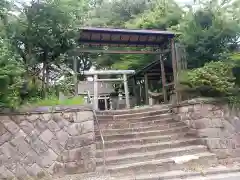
[0, 108, 95, 179]
[172, 99, 240, 159]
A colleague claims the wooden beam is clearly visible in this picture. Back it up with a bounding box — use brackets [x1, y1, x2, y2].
[144, 74, 149, 105]
[165, 82, 174, 87]
[146, 72, 161, 76]
[171, 39, 179, 103]
[83, 70, 135, 75]
[160, 55, 167, 103]
[136, 72, 173, 77]
[75, 48, 171, 55]
[96, 78, 123, 82]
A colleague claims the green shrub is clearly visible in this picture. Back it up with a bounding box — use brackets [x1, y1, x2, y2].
[179, 61, 235, 97]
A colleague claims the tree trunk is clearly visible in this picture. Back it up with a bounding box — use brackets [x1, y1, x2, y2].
[45, 62, 49, 97]
[42, 61, 47, 98]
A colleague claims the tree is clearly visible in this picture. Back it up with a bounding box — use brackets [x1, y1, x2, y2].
[0, 0, 10, 26]
[10, 0, 88, 96]
[86, 0, 153, 27]
[126, 0, 182, 29]
[178, 0, 240, 68]
[0, 38, 25, 109]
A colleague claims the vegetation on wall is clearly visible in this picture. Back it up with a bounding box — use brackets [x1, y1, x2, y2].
[179, 61, 236, 96]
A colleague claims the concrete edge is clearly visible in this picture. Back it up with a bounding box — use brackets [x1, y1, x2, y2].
[0, 104, 93, 116]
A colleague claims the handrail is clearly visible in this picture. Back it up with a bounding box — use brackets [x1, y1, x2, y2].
[87, 91, 106, 173]
[87, 91, 92, 104]
[93, 110, 106, 173]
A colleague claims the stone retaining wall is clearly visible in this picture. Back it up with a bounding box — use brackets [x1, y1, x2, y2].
[172, 99, 240, 159]
[0, 106, 96, 179]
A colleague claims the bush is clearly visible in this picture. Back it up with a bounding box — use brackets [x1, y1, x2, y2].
[0, 39, 25, 109]
[179, 61, 236, 97]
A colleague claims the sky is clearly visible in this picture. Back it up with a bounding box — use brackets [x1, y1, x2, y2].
[177, 0, 194, 4]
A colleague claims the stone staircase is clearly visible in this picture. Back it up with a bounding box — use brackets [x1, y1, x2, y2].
[94, 106, 240, 179]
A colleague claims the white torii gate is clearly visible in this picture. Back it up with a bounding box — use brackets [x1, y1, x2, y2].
[82, 70, 135, 110]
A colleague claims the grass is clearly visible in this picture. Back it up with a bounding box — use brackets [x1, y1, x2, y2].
[24, 95, 84, 107]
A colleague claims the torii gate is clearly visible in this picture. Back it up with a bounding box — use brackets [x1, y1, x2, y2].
[83, 70, 135, 110]
[74, 27, 179, 110]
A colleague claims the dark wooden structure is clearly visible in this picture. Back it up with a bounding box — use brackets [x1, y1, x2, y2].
[77, 27, 181, 109]
[130, 43, 186, 106]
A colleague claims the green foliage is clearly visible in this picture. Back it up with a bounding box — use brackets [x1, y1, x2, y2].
[0, 0, 240, 110]
[11, 0, 78, 65]
[57, 75, 75, 95]
[178, 0, 240, 68]
[25, 95, 84, 107]
[126, 0, 182, 29]
[105, 0, 182, 70]
[0, 39, 25, 109]
[87, 0, 152, 27]
[112, 53, 155, 70]
[229, 53, 240, 87]
[180, 61, 235, 97]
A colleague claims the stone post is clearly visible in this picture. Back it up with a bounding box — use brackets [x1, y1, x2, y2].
[123, 74, 130, 109]
[104, 97, 108, 110]
[93, 74, 98, 110]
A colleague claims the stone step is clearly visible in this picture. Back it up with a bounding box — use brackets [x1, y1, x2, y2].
[113, 109, 171, 120]
[129, 117, 176, 128]
[96, 138, 202, 158]
[96, 105, 170, 115]
[96, 121, 187, 136]
[118, 166, 240, 180]
[96, 111, 170, 122]
[97, 117, 175, 129]
[96, 109, 171, 122]
[96, 113, 173, 125]
[96, 133, 195, 149]
[96, 126, 189, 141]
[96, 145, 208, 166]
[99, 152, 217, 175]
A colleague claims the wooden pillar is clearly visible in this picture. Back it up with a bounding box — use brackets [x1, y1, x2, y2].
[139, 82, 142, 104]
[123, 74, 130, 109]
[160, 54, 167, 103]
[171, 38, 179, 103]
[132, 77, 137, 106]
[144, 74, 149, 105]
[132, 77, 137, 97]
[73, 57, 78, 96]
[93, 74, 98, 110]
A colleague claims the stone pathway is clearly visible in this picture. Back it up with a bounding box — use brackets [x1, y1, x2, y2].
[56, 172, 116, 180]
